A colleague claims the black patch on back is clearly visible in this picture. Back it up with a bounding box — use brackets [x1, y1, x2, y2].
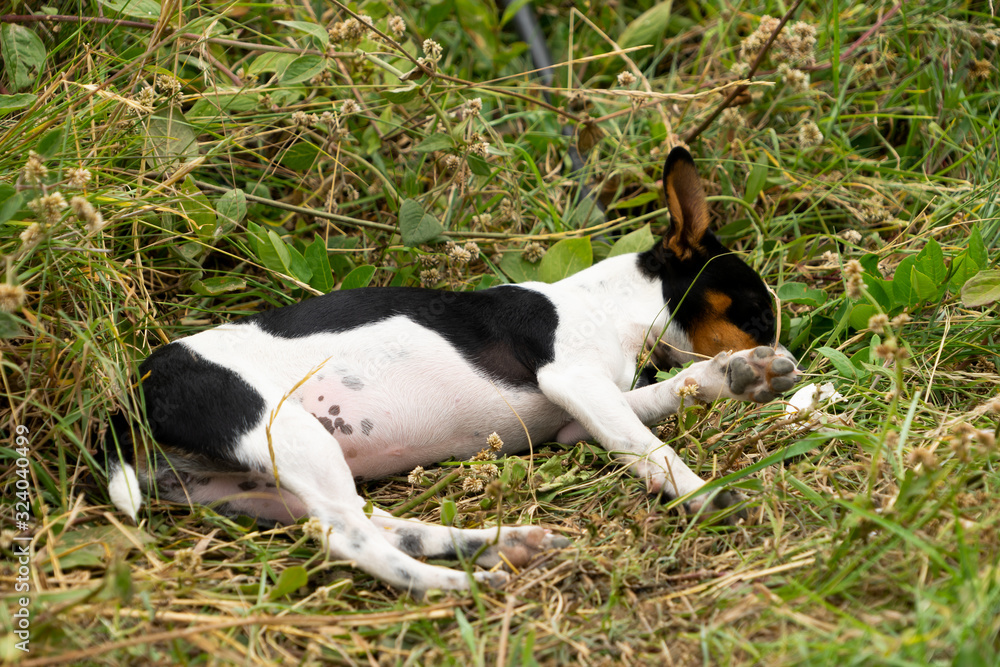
[240, 286, 559, 387]
[638, 237, 775, 348]
[140, 343, 265, 464]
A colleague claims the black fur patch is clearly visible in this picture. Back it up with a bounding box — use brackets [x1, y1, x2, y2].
[140, 344, 265, 463]
[240, 285, 559, 387]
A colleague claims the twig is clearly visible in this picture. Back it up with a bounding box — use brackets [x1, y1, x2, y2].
[685, 0, 806, 144]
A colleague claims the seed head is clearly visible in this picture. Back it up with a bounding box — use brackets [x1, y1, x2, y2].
[907, 447, 937, 471]
[407, 466, 425, 485]
[155, 74, 182, 98]
[0, 283, 27, 312]
[462, 476, 485, 493]
[617, 70, 636, 87]
[970, 59, 995, 80]
[719, 107, 746, 129]
[66, 166, 92, 190]
[890, 313, 911, 329]
[388, 15, 406, 39]
[463, 97, 483, 117]
[174, 548, 201, 571]
[867, 313, 889, 334]
[20, 222, 44, 249]
[840, 229, 862, 244]
[22, 151, 48, 185]
[340, 99, 360, 115]
[487, 431, 503, 452]
[303, 517, 327, 541]
[469, 141, 489, 158]
[797, 120, 823, 148]
[419, 268, 440, 287]
[28, 192, 68, 225]
[522, 241, 545, 263]
[447, 242, 473, 264]
[422, 39, 443, 63]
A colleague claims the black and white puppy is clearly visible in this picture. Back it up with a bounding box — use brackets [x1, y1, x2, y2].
[108, 147, 799, 593]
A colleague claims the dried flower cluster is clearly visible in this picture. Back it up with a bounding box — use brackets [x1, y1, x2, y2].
[617, 70, 636, 87]
[329, 15, 372, 43]
[0, 283, 26, 312]
[28, 192, 68, 224]
[860, 196, 892, 224]
[844, 259, 864, 299]
[22, 151, 47, 185]
[463, 432, 503, 494]
[797, 120, 823, 148]
[522, 241, 546, 263]
[66, 166, 92, 190]
[71, 196, 106, 233]
[388, 15, 406, 39]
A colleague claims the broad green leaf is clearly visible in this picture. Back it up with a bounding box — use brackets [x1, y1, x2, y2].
[607, 191, 659, 211]
[414, 133, 453, 153]
[305, 237, 334, 293]
[281, 55, 326, 84]
[280, 142, 321, 172]
[36, 127, 63, 158]
[285, 243, 313, 284]
[0, 93, 36, 115]
[97, 0, 161, 19]
[466, 154, 491, 176]
[215, 188, 246, 235]
[909, 266, 937, 302]
[275, 20, 330, 46]
[816, 346, 860, 380]
[914, 238, 946, 285]
[619, 1, 673, 50]
[380, 85, 419, 104]
[341, 265, 376, 289]
[744, 153, 768, 203]
[247, 52, 297, 77]
[776, 282, 827, 307]
[0, 24, 46, 91]
[968, 225, 987, 270]
[0, 192, 25, 225]
[191, 276, 247, 296]
[499, 252, 540, 283]
[948, 252, 978, 292]
[398, 199, 444, 246]
[608, 224, 656, 257]
[891, 256, 915, 307]
[849, 304, 879, 331]
[266, 229, 292, 272]
[145, 108, 199, 171]
[0, 312, 23, 338]
[268, 565, 308, 600]
[538, 237, 593, 283]
[187, 94, 258, 119]
[178, 177, 216, 242]
[249, 225, 287, 274]
[960, 269, 1000, 307]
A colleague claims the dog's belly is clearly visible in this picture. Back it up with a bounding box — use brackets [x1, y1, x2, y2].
[295, 366, 565, 479]
[185, 317, 571, 480]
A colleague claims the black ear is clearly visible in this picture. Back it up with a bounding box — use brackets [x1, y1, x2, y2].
[662, 147, 710, 261]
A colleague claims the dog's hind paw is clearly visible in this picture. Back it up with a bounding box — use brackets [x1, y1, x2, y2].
[725, 346, 798, 403]
[683, 489, 750, 526]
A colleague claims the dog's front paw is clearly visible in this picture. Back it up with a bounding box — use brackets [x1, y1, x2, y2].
[684, 489, 750, 525]
[725, 346, 798, 403]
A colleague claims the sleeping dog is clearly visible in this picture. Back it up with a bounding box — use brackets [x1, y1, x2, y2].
[107, 147, 799, 593]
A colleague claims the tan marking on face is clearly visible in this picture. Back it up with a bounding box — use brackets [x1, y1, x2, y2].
[687, 290, 759, 357]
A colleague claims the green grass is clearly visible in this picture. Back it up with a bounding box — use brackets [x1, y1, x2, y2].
[1, 1, 999, 664]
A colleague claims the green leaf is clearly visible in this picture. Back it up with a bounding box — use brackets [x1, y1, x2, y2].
[145, 108, 199, 171]
[36, 127, 63, 158]
[909, 266, 937, 303]
[948, 251, 978, 292]
[744, 153, 768, 203]
[286, 244, 313, 283]
[608, 224, 656, 257]
[915, 239, 946, 285]
[178, 177, 217, 242]
[891, 256, 915, 306]
[499, 252, 540, 283]
[607, 190, 659, 211]
[538, 237, 592, 283]
[379, 85, 419, 104]
[96, 0, 161, 19]
[776, 282, 827, 307]
[960, 270, 1000, 307]
[466, 154, 491, 176]
[398, 199, 445, 246]
[816, 346, 861, 380]
[281, 55, 326, 84]
[968, 225, 987, 270]
[266, 229, 292, 272]
[275, 20, 330, 47]
[414, 133, 453, 153]
[0, 93, 36, 115]
[619, 0, 674, 50]
[0, 24, 47, 91]
[268, 565, 308, 600]
[500, 0, 534, 26]
[191, 276, 247, 296]
[305, 238, 334, 293]
[0, 192, 25, 225]
[440, 498, 457, 526]
[280, 142, 321, 172]
[186, 93, 258, 119]
[0, 312, 23, 338]
[849, 304, 879, 331]
[341, 265, 376, 289]
[247, 52, 297, 77]
[215, 188, 246, 235]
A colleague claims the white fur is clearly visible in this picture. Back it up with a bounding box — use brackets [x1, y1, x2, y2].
[108, 462, 142, 521]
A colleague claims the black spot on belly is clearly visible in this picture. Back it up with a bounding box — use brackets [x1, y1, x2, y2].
[333, 417, 353, 435]
[360, 419, 374, 436]
[318, 395, 324, 402]
[317, 416, 336, 435]
[238, 480, 259, 491]
[328, 404, 340, 416]
[342, 375, 364, 391]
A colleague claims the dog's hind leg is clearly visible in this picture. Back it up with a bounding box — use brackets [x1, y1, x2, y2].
[243, 406, 507, 594]
[368, 509, 570, 568]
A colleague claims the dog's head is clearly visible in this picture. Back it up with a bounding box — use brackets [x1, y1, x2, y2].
[640, 147, 778, 363]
